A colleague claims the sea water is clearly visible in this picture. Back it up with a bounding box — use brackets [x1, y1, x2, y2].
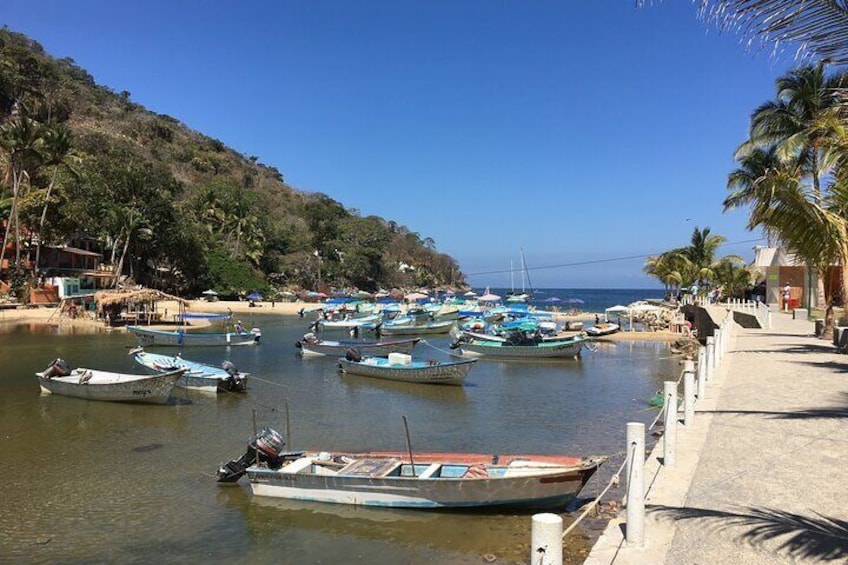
[0, 290, 674, 564]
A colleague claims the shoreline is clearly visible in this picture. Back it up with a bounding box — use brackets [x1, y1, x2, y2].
[0, 300, 684, 342]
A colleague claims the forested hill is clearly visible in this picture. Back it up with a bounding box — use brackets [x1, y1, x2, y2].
[0, 28, 464, 296]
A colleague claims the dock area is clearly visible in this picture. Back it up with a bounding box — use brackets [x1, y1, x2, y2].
[585, 311, 846, 564]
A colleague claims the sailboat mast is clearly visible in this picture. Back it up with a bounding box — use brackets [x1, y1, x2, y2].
[520, 249, 534, 298]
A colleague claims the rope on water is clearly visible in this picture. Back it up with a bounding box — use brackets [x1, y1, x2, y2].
[420, 339, 458, 356]
[561, 442, 634, 540]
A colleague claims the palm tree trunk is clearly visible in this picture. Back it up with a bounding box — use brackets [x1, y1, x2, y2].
[33, 166, 60, 272]
[1, 169, 23, 277]
[113, 227, 132, 288]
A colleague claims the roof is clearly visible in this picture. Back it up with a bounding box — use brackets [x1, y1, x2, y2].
[94, 289, 189, 307]
[46, 245, 103, 258]
[751, 247, 805, 269]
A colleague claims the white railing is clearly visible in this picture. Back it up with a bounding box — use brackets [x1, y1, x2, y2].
[722, 298, 771, 329]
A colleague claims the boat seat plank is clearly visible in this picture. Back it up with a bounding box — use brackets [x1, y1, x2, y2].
[280, 457, 314, 474]
[338, 458, 402, 477]
[417, 463, 442, 479]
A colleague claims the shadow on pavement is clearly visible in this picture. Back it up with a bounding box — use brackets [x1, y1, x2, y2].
[648, 504, 848, 562]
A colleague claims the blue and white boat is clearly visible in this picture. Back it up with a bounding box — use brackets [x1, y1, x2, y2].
[127, 325, 261, 347]
[132, 349, 249, 393]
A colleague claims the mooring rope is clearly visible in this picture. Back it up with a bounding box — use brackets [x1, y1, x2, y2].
[561, 442, 635, 540]
[419, 339, 459, 356]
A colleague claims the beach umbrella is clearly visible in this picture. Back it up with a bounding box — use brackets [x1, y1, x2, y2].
[201, 289, 218, 296]
[464, 291, 477, 297]
[247, 292, 262, 301]
[405, 291, 429, 301]
[478, 292, 501, 302]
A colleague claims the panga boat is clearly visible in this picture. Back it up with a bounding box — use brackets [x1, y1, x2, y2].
[127, 325, 261, 346]
[449, 331, 587, 359]
[296, 335, 420, 357]
[36, 358, 185, 404]
[378, 319, 455, 336]
[338, 352, 476, 386]
[131, 349, 248, 393]
[217, 428, 607, 510]
[585, 323, 620, 337]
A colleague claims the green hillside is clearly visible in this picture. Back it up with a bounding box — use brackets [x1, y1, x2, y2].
[0, 27, 465, 298]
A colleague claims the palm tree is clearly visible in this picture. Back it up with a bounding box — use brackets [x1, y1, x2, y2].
[641, 2, 848, 66]
[0, 111, 42, 278]
[682, 227, 730, 289]
[725, 66, 848, 334]
[33, 122, 76, 271]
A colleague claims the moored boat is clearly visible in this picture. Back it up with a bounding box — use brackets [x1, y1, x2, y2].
[585, 323, 620, 337]
[378, 319, 455, 336]
[338, 352, 476, 385]
[36, 358, 185, 404]
[450, 331, 586, 359]
[216, 428, 607, 510]
[296, 336, 420, 357]
[132, 349, 249, 393]
[127, 325, 261, 346]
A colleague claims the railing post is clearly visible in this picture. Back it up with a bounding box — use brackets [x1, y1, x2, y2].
[706, 336, 715, 381]
[683, 360, 695, 426]
[531, 513, 563, 565]
[530, 512, 562, 565]
[625, 422, 645, 547]
[663, 380, 677, 467]
[697, 346, 706, 398]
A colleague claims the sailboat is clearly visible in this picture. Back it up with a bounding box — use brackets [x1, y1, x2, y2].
[506, 250, 533, 303]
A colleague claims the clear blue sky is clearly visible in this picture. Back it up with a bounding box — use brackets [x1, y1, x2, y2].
[4, 1, 799, 288]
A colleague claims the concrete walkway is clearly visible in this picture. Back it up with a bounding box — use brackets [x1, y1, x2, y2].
[585, 313, 847, 564]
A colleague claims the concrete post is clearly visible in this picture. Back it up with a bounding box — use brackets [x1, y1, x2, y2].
[697, 346, 706, 399]
[625, 422, 645, 547]
[683, 360, 695, 426]
[531, 513, 563, 565]
[706, 336, 715, 381]
[714, 328, 722, 369]
[663, 380, 677, 467]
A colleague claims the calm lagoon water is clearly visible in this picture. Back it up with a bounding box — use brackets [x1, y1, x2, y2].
[0, 308, 676, 564]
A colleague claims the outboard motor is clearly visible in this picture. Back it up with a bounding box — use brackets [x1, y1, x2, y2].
[217, 427, 293, 483]
[220, 361, 247, 392]
[345, 347, 362, 362]
[250, 327, 262, 343]
[42, 358, 71, 378]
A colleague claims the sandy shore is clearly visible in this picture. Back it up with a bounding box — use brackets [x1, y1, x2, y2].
[0, 299, 685, 342]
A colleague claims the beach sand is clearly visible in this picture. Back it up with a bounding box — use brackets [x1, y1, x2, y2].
[0, 299, 684, 341]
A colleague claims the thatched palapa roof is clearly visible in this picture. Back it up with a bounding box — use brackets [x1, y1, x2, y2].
[94, 289, 189, 307]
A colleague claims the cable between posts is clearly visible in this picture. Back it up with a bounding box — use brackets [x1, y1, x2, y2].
[561, 442, 636, 540]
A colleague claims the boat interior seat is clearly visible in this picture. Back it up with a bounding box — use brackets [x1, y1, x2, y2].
[417, 463, 442, 479]
[280, 457, 314, 474]
[338, 458, 403, 477]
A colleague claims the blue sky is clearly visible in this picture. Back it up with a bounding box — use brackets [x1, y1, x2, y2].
[3, 1, 799, 288]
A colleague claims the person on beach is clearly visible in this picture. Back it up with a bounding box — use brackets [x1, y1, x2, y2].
[782, 283, 791, 311]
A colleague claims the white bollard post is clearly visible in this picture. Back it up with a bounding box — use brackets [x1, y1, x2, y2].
[714, 328, 722, 368]
[625, 422, 645, 547]
[706, 336, 715, 381]
[531, 513, 563, 565]
[663, 380, 677, 467]
[683, 360, 695, 426]
[697, 347, 706, 399]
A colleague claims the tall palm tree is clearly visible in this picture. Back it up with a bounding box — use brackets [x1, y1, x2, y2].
[0, 111, 42, 277]
[33, 122, 75, 271]
[726, 66, 848, 334]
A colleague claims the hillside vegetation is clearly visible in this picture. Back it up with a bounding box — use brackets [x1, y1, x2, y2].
[0, 28, 464, 298]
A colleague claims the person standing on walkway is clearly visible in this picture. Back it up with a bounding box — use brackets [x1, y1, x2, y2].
[782, 282, 791, 311]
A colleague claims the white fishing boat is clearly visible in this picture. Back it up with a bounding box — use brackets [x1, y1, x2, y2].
[338, 352, 476, 386]
[127, 325, 261, 346]
[132, 349, 249, 393]
[217, 428, 607, 510]
[585, 323, 620, 337]
[36, 359, 185, 404]
[296, 336, 420, 357]
[450, 331, 586, 359]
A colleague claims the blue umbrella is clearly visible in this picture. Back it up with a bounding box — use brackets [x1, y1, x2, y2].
[247, 292, 262, 301]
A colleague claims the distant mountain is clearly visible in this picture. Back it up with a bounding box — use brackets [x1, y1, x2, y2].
[0, 27, 464, 295]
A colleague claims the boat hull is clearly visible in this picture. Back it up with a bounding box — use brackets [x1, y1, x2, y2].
[338, 357, 475, 385]
[36, 369, 184, 404]
[128, 325, 260, 347]
[379, 321, 455, 336]
[457, 338, 585, 359]
[245, 452, 604, 509]
[133, 351, 249, 393]
[300, 338, 420, 357]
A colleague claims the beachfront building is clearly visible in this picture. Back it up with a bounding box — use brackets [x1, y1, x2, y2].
[750, 246, 840, 310]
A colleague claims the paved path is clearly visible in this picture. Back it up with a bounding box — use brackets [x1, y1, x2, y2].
[585, 312, 847, 564]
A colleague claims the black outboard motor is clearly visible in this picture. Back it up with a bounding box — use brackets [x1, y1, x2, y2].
[42, 358, 71, 378]
[220, 361, 247, 392]
[217, 427, 293, 483]
[345, 347, 362, 362]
